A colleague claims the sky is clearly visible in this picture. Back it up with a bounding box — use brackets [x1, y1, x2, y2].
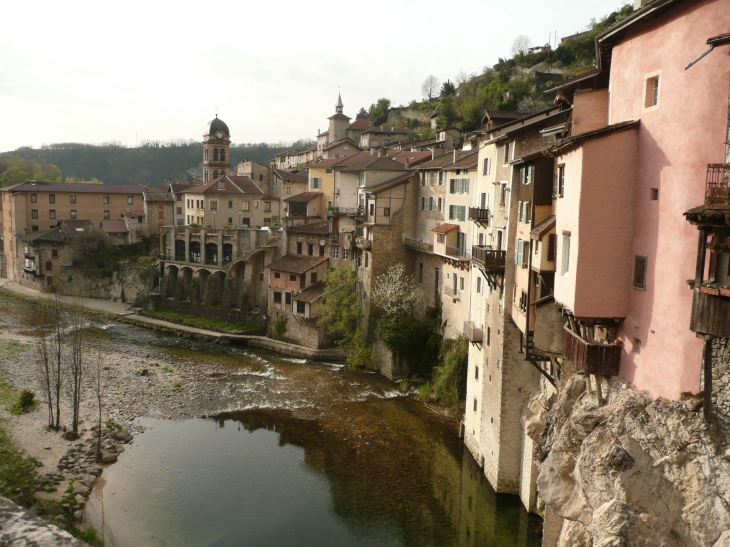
[0, 0, 627, 152]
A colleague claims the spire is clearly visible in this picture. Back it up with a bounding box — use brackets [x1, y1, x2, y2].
[336, 91, 343, 114]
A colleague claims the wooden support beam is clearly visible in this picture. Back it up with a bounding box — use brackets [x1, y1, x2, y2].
[704, 337, 713, 423]
[594, 374, 604, 406]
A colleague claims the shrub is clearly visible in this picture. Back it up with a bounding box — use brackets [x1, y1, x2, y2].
[398, 378, 410, 393]
[417, 382, 432, 402]
[273, 314, 288, 340]
[345, 334, 376, 370]
[432, 338, 469, 408]
[11, 390, 36, 415]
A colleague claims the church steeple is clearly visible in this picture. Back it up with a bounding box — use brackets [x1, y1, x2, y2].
[335, 92, 343, 114]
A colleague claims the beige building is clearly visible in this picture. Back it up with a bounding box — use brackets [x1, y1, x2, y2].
[183, 176, 279, 228]
[0, 181, 160, 282]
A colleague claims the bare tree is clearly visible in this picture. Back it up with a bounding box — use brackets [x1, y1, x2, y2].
[51, 294, 64, 430]
[34, 303, 56, 429]
[421, 75, 440, 102]
[91, 341, 105, 461]
[511, 35, 533, 67]
[67, 298, 86, 437]
[371, 264, 423, 317]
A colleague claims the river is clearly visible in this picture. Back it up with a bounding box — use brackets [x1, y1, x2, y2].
[0, 294, 542, 546]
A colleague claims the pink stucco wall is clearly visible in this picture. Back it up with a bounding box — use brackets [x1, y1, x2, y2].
[573, 89, 609, 136]
[608, 0, 730, 399]
[554, 129, 638, 318]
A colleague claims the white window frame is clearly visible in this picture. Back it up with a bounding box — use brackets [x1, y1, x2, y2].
[561, 233, 571, 275]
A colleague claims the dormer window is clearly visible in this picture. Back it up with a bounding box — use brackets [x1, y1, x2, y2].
[218, 180, 225, 190]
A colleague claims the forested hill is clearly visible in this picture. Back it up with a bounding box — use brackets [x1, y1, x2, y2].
[0, 142, 297, 187]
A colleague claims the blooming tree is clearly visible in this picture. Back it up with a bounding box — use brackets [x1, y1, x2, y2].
[371, 263, 423, 317]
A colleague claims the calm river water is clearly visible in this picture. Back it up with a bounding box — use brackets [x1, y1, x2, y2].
[0, 294, 542, 547]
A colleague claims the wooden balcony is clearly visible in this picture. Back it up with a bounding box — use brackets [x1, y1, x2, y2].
[471, 246, 506, 270]
[403, 237, 433, 253]
[690, 287, 730, 338]
[563, 326, 621, 376]
[468, 207, 489, 226]
[463, 321, 483, 342]
[326, 207, 358, 217]
[706, 163, 730, 208]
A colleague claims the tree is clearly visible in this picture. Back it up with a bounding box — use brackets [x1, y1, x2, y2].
[436, 96, 457, 129]
[67, 298, 87, 437]
[356, 107, 369, 119]
[371, 264, 423, 317]
[440, 80, 456, 98]
[511, 35, 533, 67]
[421, 75, 440, 102]
[368, 98, 391, 126]
[34, 295, 65, 430]
[321, 267, 359, 341]
[91, 342, 105, 461]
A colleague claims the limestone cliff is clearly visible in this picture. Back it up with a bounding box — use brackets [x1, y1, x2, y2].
[525, 375, 730, 547]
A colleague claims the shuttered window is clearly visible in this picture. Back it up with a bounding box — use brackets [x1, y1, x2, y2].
[633, 255, 648, 290]
[547, 234, 556, 262]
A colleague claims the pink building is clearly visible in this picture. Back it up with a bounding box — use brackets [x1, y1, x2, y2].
[546, 0, 730, 400]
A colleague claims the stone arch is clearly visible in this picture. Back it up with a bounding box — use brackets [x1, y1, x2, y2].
[165, 265, 179, 298]
[222, 243, 233, 265]
[211, 271, 226, 306]
[194, 269, 211, 303]
[180, 267, 193, 301]
[189, 241, 201, 263]
[205, 242, 218, 266]
[220, 149, 226, 162]
[213, 170, 219, 179]
[214, 148, 219, 161]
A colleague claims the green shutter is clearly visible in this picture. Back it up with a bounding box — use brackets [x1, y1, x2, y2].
[450, 179, 455, 194]
[449, 205, 455, 220]
[464, 178, 470, 194]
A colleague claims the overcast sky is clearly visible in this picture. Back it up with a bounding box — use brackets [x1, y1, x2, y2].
[0, 0, 627, 152]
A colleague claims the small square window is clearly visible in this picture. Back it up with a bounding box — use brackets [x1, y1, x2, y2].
[273, 292, 282, 304]
[127, 196, 134, 205]
[650, 188, 659, 201]
[70, 194, 76, 204]
[274, 272, 281, 279]
[49, 194, 55, 204]
[49, 209, 56, 219]
[70, 210, 77, 219]
[297, 301, 306, 314]
[30, 194, 37, 203]
[290, 274, 297, 282]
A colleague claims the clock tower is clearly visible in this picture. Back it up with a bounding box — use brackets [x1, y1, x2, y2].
[203, 115, 231, 182]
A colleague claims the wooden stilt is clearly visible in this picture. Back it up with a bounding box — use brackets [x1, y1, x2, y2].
[704, 337, 713, 423]
[594, 374, 604, 406]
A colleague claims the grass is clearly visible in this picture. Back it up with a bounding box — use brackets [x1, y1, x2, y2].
[161, 365, 174, 373]
[0, 340, 27, 360]
[142, 309, 262, 333]
[0, 419, 42, 506]
[417, 382, 432, 402]
[172, 381, 181, 389]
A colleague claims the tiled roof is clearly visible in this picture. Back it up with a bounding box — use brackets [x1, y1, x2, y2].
[323, 138, 361, 151]
[274, 169, 308, 181]
[447, 151, 479, 169]
[293, 281, 326, 303]
[185, 176, 263, 195]
[348, 118, 375, 131]
[144, 192, 174, 202]
[19, 221, 92, 244]
[362, 127, 414, 135]
[388, 150, 433, 167]
[340, 156, 407, 172]
[267, 255, 327, 274]
[368, 172, 415, 194]
[418, 150, 471, 170]
[545, 120, 640, 156]
[328, 113, 351, 121]
[283, 191, 322, 204]
[286, 220, 330, 236]
[120, 209, 144, 217]
[100, 219, 129, 234]
[431, 223, 459, 234]
[4, 182, 162, 194]
[530, 215, 556, 240]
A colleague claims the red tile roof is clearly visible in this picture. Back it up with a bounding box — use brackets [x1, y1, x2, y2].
[120, 209, 144, 217]
[186, 176, 263, 195]
[267, 255, 328, 274]
[283, 191, 322, 204]
[348, 118, 375, 131]
[328, 113, 351, 121]
[3, 182, 163, 194]
[388, 150, 433, 167]
[431, 223, 459, 234]
[100, 219, 129, 234]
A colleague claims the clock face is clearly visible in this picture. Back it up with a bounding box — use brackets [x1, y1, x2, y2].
[216, 131, 224, 139]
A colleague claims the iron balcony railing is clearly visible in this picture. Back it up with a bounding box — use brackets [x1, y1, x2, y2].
[471, 246, 506, 270]
[468, 207, 490, 223]
[706, 163, 730, 206]
[403, 237, 433, 253]
[326, 207, 359, 217]
[463, 321, 483, 342]
[445, 246, 470, 260]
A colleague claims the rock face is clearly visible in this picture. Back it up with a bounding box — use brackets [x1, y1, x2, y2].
[531, 375, 730, 547]
[0, 495, 88, 546]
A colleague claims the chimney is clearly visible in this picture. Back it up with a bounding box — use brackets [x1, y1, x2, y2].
[453, 149, 457, 164]
[405, 158, 410, 169]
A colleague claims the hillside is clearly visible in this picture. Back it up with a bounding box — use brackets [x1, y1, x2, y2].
[0, 141, 303, 187]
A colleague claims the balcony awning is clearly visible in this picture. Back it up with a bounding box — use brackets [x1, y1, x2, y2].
[530, 215, 556, 240]
[431, 223, 459, 234]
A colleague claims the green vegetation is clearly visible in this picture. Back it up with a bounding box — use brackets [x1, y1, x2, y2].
[398, 378, 410, 393]
[417, 382, 432, 402]
[431, 338, 469, 409]
[0, 156, 62, 187]
[378, 312, 441, 376]
[273, 314, 288, 340]
[11, 390, 37, 416]
[76, 526, 104, 547]
[172, 381, 181, 389]
[161, 366, 174, 373]
[0, 421, 42, 506]
[142, 309, 261, 333]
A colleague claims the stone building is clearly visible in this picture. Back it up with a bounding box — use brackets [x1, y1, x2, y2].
[203, 116, 230, 183]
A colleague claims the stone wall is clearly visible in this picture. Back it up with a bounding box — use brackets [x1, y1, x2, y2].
[711, 337, 730, 440]
[0, 495, 87, 546]
[267, 309, 323, 349]
[55, 265, 150, 302]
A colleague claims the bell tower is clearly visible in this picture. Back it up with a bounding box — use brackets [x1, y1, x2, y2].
[203, 115, 231, 183]
[328, 92, 351, 143]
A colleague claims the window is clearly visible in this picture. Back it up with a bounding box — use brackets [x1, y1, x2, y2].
[475, 366, 479, 379]
[213, 149, 219, 161]
[264, 202, 271, 212]
[449, 178, 470, 195]
[32, 225, 38, 232]
[486, 327, 491, 346]
[49, 209, 56, 219]
[48, 194, 55, 203]
[342, 248, 349, 260]
[460, 276, 464, 291]
[519, 291, 528, 313]
[557, 165, 565, 197]
[383, 207, 390, 216]
[499, 183, 507, 207]
[297, 242, 303, 254]
[46, 276, 52, 286]
[70, 194, 76, 204]
[290, 274, 297, 282]
[30, 194, 37, 203]
[519, 201, 531, 223]
[634, 338, 642, 354]
[633, 255, 647, 290]
[521, 164, 534, 185]
[127, 196, 133, 205]
[104, 210, 110, 220]
[437, 198, 443, 212]
[476, 276, 482, 293]
[547, 233, 556, 262]
[645, 75, 660, 108]
[311, 272, 317, 284]
[482, 157, 491, 175]
[308, 243, 314, 255]
[213, 170, 219, 179]
[332, 246, 339, 259]
[358, 173, 366, 187]
[210, 200, 218, 211]
[369, 203, 375, 216]
[259, 174, 263, 181]
[419, 262, 423, 283]
[273, 292, 282, 305]
[242, 201, 250, 212]
[437, 233, 445, 244]
[52, 249, 58, 258]
[326, 168, 333, 174]
[365, 253, 369, 268]
[504, 142, 511, 164]
[46, 260, 53, 271]
[104, 195, 110, 204]
[561, 233, 571, 275]
[70, 210, 77, 219]
[159, 211, 165, 219]
[650, 188, 659, 201]
[264, 217, 271, 225]
[515, 238, 527, 268]
[311, 177, 321, 189]
[297, 301, 306, 314]
[220, 150, 226, 162]
[31, 209, 38, 219]
[285, 185, 292, 195]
